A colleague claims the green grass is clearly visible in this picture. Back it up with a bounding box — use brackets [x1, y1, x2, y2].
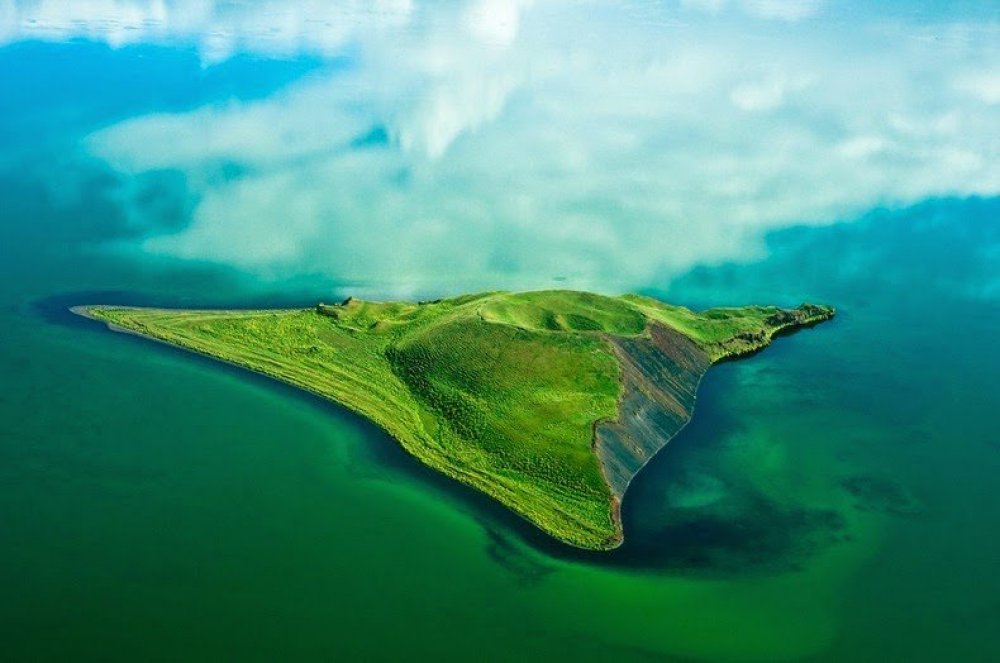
[83, 290, 833, 549]
[621, 294, 835, 361]
[479, 290, 646, 335]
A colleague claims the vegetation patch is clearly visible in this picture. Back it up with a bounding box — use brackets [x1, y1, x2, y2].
[80, 290, 833, 549]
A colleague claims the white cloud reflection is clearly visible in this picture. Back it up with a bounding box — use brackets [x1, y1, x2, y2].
[3, 0, 417, 63]
[6, 1, 999, 294]
[682, 0, 823, 22]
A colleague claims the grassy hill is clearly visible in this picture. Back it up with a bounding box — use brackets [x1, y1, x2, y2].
[79, 291, 833, 550]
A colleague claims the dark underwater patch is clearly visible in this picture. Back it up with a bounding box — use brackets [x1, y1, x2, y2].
[839, 475, 920, 516]
[482, 527, 556, 587]
[614, 491, 850, 575]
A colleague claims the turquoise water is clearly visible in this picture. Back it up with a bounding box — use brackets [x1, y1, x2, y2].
[2, 3, 998, 661]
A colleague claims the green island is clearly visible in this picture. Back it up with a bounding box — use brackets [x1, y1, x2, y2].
[74, 290, 834, 550]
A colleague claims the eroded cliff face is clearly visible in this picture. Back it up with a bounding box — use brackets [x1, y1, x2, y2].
[594, 324, 712, 513]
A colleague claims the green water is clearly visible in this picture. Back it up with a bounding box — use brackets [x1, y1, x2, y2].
[2, 192, 997, 660]
[2, 3, 999, 660]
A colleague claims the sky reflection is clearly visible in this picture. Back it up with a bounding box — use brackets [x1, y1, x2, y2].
[2, 1, 998, 296]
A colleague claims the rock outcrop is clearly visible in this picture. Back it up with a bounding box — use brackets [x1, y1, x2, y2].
[594, 324, 711, 511]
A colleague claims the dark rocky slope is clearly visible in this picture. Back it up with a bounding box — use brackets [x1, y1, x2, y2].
[594, 324, 711, 523]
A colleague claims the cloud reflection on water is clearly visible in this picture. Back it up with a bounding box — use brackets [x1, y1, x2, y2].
[3, 1, 998, 296]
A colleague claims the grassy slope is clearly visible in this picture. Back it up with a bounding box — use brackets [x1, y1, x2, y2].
[84, 290, 833, 549]
[621, 294, 834, 362]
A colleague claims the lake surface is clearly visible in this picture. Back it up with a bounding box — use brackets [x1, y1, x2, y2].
[1, 3, 997, 661]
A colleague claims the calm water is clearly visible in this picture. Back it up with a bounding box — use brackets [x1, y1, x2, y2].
[1, 3, 998, 661]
